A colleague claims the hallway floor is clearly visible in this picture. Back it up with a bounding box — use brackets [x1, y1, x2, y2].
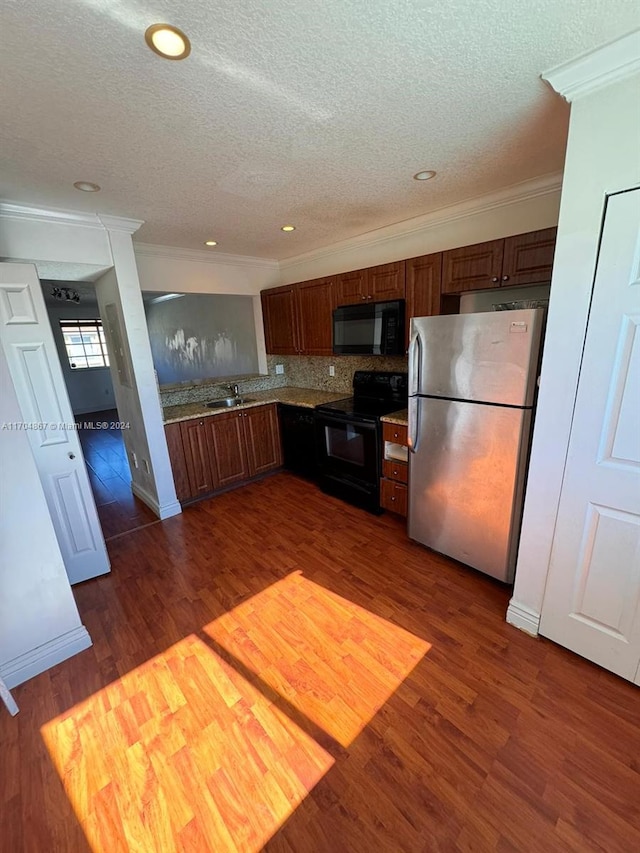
[78, 409, 159, 540]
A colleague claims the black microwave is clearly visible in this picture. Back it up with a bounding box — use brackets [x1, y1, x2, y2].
[333, 299, 405, 356]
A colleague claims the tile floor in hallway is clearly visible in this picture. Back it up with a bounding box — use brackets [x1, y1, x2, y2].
[78, 409, 159, 540]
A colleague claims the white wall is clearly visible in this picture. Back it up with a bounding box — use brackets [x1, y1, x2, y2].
[133, 245, 278, 375]
[277, 176, 561, 284]
[44, 295, 116, 415]
[509, 69, 640, 633]
[134, 245, 280, 295]
[0, 343, 91, 688]
[0, 206, 112, 267]
[96, 231, 180, 520]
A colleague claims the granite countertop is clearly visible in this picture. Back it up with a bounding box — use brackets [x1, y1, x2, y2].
[381, 408, 408, 426]
[163, 387, 347, 424]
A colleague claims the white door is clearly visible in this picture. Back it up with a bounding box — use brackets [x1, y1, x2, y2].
[0, 263, 110, 584]
[540, 189, 640, 683]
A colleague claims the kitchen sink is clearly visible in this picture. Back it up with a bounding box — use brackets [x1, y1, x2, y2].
[205, 397, 253, 409]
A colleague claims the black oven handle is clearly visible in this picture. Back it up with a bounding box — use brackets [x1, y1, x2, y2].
[316, 412, 378, 431]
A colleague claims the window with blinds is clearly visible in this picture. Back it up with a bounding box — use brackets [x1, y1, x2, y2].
[59, 319, 110, 369]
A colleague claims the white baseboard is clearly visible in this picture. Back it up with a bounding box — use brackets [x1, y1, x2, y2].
[506, 599, 541, 636]
[0, 626, 92, 689]
[131, 481, 181, 520]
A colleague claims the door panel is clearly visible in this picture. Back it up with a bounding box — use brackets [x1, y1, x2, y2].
[540, 189, 640, 681]
[405, 253, 442, 347]
[164, 423, 191, 502]
[408, 396, 530, 582]
[441, 239, 504, 294]
[409, 309, 544, 406]
[244, 405, 282, 476]
[501, 227, 557, 287]
[336, 269, 368, 306]
[208, 412, 250, 487]
[180, 419, 214, 496]
[0, 264, 110, 584]
[368, 261, 405, 302]
[296, 277, 335, 355]
[261, 287, 298, 354]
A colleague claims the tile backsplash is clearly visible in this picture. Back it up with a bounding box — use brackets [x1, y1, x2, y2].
[159, 354, 408, 407]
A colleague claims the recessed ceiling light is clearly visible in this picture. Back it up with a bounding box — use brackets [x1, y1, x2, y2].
[413, 170, 437, 181]
[281, 225, 296, 232]
[73, 181, 101, 192]
[204, 240, 218, 247]
[145, 24, 191, 60]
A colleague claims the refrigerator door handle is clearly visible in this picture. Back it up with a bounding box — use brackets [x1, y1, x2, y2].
[408, 396, 420, 453]
[408, 328, 422, 397]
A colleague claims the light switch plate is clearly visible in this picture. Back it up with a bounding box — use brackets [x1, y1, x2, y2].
[329, 365, 335, 377]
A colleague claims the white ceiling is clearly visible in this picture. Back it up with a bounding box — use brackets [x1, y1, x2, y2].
[1, 1, 637, 260]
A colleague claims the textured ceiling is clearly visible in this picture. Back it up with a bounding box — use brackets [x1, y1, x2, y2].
[1, 1, 637, 260]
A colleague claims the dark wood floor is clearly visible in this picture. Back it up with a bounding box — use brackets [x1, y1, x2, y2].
[78, 410, 159, 539]
[2, 473, 639, 852]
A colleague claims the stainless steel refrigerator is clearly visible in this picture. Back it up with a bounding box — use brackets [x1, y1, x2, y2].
[407, 308, 545, 583]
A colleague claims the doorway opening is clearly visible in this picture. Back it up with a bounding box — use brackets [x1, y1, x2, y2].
[42, 279, 158, 540]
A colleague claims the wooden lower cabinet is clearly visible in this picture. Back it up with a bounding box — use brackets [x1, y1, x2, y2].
[180, 418, 215, 498]
[380, 479, 408, 516]
[207, 412, 250, 488]
[166, 404, 282, 503]
[380, 421, 409, 517]
[164, 422, 191, 502]
[244, 404, 282, 475]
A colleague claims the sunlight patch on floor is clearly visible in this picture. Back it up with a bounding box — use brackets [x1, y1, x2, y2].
[204, 571, 431, 747]
[41, 634, 334, 853]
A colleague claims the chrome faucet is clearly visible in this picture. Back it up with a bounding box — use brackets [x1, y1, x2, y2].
[228, 383, 240, 399]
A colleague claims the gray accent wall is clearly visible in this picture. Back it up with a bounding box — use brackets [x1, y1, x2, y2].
[144, 294, 259, 385]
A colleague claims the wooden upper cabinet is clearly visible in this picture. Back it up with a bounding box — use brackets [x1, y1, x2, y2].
[368, 261, 405, 302]
[501, 227, 557, 287]
[296, 276, 336, 355]
[243, 404, 282, 477]
[180, 418, 215, 497]
[207, 411, 250, 488]
[405, 253, 442, 344]
[165, 422, 191, 502]
[442, 239, 504, 294]
[336, 268, 368, 305]
[261, 286, 298, 354]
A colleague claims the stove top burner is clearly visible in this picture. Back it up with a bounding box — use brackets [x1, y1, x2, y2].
[316, 370, 408, 421]
[316, 395, 404, 419]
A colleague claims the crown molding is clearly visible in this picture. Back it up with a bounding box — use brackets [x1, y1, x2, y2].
[542, 29, 640, 102]
[133, 241, 279, 270]
[279, 171, 563, 274]
[97, 214, 145, 234]
[0, 200, 104, 229]
[0, 201, 144, 235]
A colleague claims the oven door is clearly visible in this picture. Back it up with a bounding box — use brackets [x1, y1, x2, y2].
[315, 413, 381, 509]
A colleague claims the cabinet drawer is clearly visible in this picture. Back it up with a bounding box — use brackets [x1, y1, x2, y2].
[383, 459, 408, 483]
[380, 479, 407, 516]
[383, 422, 408, 445]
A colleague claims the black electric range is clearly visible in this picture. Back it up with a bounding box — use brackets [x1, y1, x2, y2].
[315, 371, 408, 513]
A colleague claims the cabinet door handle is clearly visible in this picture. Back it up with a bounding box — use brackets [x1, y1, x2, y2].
[391, 496, 396, 501]
[393, 470, 398, 476]
[361, 295, 367, 300]
[491, 276, 499, 283]
[502, 274, 510, 281]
